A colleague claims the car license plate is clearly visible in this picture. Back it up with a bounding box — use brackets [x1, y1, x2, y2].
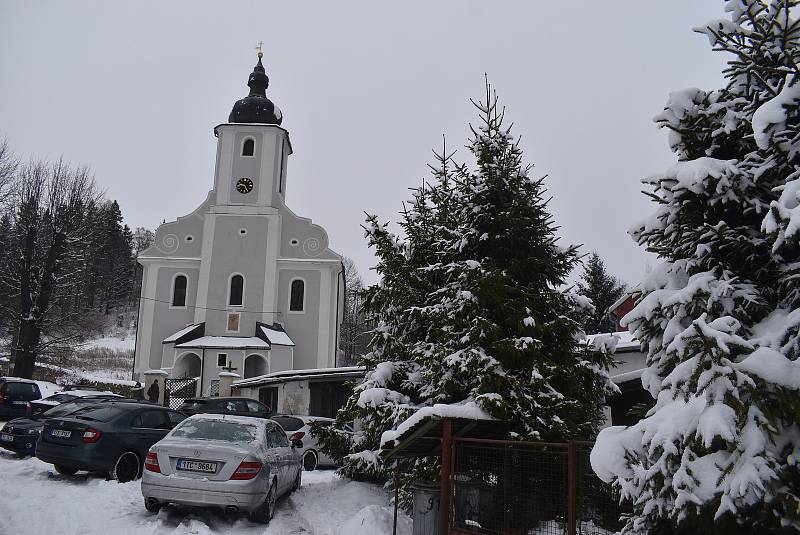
[176, 459, 217, 473]
[50, 429, 71, 438]
[0, 433, 13, 442]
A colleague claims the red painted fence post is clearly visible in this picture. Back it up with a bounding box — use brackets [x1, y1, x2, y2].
[439, 418, 453, 535]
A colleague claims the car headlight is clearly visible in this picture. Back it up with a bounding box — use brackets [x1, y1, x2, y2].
[26, 428, 39, 435]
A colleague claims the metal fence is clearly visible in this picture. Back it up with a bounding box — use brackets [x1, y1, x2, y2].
[208, 380, 220, 397]
[165, 378, 197, 410]
[449, 438, 625, 535]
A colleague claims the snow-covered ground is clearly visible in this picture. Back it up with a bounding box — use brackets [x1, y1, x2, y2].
[83, 335, 136, 351]
[0, 451, 411, 535]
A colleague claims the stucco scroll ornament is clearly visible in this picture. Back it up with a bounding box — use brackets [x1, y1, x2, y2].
[302, 237, 322, 257]
[159, 233, 180, 254]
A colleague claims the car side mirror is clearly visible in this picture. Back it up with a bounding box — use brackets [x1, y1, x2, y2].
[291, 439, 303, 449]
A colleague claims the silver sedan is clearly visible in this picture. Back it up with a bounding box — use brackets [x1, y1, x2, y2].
[141, 414, 302, 523]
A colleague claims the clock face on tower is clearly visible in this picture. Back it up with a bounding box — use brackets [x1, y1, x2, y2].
[236, 177, 254, 194]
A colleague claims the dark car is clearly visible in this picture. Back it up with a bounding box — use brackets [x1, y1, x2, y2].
[28, 392, 120, 416]
[1, 396, 132, 455]
[177, 397, 271, 419]
[0, 378, 42, 420]
[35, 401, 186, 482]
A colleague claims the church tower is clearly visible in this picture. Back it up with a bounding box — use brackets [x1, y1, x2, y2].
[133, 52, 344, 393]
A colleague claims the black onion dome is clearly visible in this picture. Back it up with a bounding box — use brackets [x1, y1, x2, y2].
[228, 57, 283, 125]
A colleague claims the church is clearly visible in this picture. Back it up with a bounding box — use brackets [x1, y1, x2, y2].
[132, 51, 344, 397]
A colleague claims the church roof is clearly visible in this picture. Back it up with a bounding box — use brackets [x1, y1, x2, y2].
[175, 336, 270, 350]
[163, 323, 204, 344]
[259, 324, 295, 346]
[228, 54, 283, 125]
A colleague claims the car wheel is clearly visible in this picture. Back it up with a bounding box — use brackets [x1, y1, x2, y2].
[248, 481, 276, 524]
[144, 498, 161, 513]
[291, 466, 302, 492]
[54, 464, 78, 476]
[302, 450, 318, 471]
[111, 451, 141, 483]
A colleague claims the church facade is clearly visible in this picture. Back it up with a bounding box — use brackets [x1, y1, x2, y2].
[132, 54, 344, 395]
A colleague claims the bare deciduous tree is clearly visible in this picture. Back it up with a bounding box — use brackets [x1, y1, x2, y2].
[4, 158, 100, 378]
[339, 256, 370, 366]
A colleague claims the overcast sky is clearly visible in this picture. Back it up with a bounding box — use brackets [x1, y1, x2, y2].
[1, 1, 729, 286]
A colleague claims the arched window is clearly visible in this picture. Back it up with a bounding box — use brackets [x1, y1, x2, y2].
[229, 274, 244, 306]
[289, 279, 305, 312]
[242, 138, 255, 157]
[172, 275, 187, 307]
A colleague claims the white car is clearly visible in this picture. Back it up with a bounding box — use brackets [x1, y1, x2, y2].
[270, 415, 353, 471]
[141, 414, 303, 523]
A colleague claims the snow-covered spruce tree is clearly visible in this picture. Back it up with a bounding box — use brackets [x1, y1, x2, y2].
[416, 84, 614, 441]
[318, 83, 614, 506]
[577, 252, 626, 335]
[315, 148, 459, 491]
[592, 2, 800, 533]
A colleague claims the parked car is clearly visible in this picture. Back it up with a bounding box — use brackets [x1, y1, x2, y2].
[1, 396, 124, 455]
[141, 414, 302, 523]
[28, 390, 120, 416]
[270, 414, 353, 471]
[0, 378, 42, 420]
[177, 397, 271, 419]
[35, 401, 186, 482]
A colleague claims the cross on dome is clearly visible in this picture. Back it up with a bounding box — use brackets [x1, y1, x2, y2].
[228, 44, 282, 125]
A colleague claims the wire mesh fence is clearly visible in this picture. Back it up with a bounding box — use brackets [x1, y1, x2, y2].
[450, 438, 625, 535]
[165, 378, 197, 410]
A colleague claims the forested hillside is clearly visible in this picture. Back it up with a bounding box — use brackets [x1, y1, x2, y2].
[0, 141, 152, 376]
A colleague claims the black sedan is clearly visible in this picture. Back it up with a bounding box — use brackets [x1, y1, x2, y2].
[177, 397, 271, 418]
[36, 401, 186, 482]
[0, 397, 137, 456]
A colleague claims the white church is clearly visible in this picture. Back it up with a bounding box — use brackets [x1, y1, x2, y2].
[132, 52, 345, 397]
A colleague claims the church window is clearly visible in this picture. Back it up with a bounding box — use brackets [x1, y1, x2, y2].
[242, 138, 255, 157]
[172, 275, 187, 307]
[289, 279, 305, 312]
[217, 353, 228, 368]
[229, 274, 244, 306]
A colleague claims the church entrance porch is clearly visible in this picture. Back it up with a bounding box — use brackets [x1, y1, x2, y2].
[244, 354, 268, 379]
[172, 352, 201, 379]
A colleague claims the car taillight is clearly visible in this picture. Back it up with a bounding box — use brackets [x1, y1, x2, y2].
[289, 431, 305, 441]
[144, 451, 161, 473]
[82, 428, 102, 443]
[230, 461, 262, 480]
[26, 402, 31, 416]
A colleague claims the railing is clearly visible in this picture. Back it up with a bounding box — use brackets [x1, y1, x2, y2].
[449, 438, 625, 535]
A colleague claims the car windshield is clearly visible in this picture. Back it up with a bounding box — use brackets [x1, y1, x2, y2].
[70, 405, 126, 422]
[42, 400, 90, 418]
[172, 418, 257, 443]
[4, 382, 38, 396]
[271, 416, 304, 431]
[42, 393, 77, 403]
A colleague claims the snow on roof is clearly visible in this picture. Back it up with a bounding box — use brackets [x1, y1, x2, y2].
[233, 366, 365, 387]
[585, 330, 641, 352]
[183, 413, 267, 427]
[175, 336, 270, 349]
[259, 324, 295, 346]
[54, 389, 119, 398]
[380, 401, 494, 450]
[163, 323, 203, 344]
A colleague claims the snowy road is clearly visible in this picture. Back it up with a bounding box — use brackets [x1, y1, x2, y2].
[0, 451, 411, 535]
